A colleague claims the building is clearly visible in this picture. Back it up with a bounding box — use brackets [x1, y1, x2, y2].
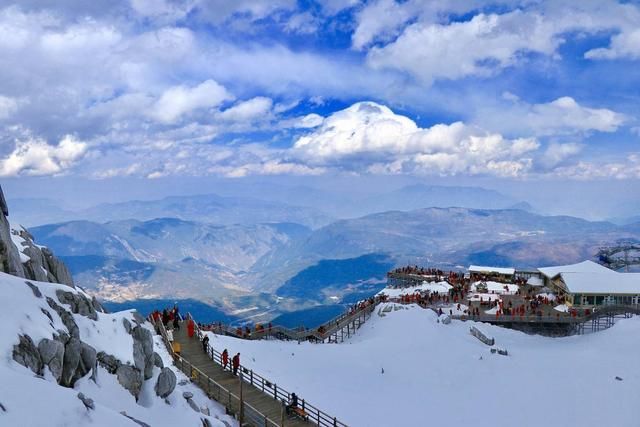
[468, 265, 515, 282]
[538, 260, 640, 306]
[467, 260, 640, 307]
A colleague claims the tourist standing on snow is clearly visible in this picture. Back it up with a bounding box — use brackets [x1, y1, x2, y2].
[232, 353, 240, 375]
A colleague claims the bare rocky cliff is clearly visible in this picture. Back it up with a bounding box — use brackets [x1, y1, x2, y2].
[0, 185, 74, 287]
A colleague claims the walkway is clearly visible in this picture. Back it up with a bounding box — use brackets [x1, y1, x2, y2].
[173, 323, 312, 427]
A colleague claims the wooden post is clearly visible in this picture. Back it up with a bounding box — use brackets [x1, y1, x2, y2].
[239, 369, 244, 424]
[280, 400, 286, 427]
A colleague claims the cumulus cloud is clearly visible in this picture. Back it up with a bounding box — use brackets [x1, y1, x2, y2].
[0, 135, 87, 177]
[585, 28, 640, 60]
[149, 80, 234, 124]
[292, 102, 540, 177]
[218, 97, 273, 122]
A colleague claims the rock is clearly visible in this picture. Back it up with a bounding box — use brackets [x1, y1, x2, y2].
[38, 338, 65, 382]
[116, 365, 143, 398]
[470, 326, 495, 346]
[178, 379, 189, 386]
[40, 308, 53, 323]
[77, 342, 97, 382]
[120, 411, 151, 427]
[201, 418, 213, 427]
[182, 391, 194, 399]
[132, 311, 145, 325]
[441, 315, 451, 325]
[122, 318, 132, 334]
[152, 352, 164, 369]
[61, 336, 81, 387]
[0, 402, 6, 412]
[0, 210, 25, 278]
[46, 297, 79, 338]
[42, 247, 74, 287]
[186, 397, 200, 413]
[56, 290, 97, 320]
[131, 325, 154, 380]
[12, 335, 43, 375]
[97, 352, 120, 374]
[24, 281, 42, 298]
[91, 296, 106, 314]
[154, 367, 177, 398]
[615, 376, 623, 381]
[200, 406, 210, 416]
[77, 393, 94, 410]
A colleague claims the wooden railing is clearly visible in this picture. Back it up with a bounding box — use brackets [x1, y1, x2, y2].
[155, 317, 281, 427]
[190, 313, 348, 427]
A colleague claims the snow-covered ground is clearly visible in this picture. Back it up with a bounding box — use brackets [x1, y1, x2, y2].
[0, 272, 236, 427]
[205, 303, 640, 427]
[470, 280, 519, 294]
[377, 281, 452, 297]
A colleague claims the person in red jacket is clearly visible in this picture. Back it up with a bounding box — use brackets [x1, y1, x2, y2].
[187, 319, 195, 338]
[222, 349, 229, 370]
[232, 353, 240, 375]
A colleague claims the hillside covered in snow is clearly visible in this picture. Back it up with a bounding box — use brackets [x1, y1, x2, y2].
[0, 187, 236, 426]
[205, 303, 640, 427]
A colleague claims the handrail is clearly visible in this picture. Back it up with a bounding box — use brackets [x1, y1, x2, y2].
[189, 312, 348, 427]
[154, 317, 280, 427]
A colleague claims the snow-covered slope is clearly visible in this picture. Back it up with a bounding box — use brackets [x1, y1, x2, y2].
[205, 303, 639, 427]
[0, 272, 236, 427]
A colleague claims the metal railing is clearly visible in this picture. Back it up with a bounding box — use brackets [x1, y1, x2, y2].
[155, 317, 281, 427]
[190, 313, 348, 427]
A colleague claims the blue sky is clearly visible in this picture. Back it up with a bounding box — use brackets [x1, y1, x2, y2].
[0, 0, 639, 210]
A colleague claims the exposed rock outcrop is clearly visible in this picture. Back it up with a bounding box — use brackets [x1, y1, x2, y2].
[116, 365, 143, 398]
[38, 338, 65, 382]
[0, 187, 25, 278]
[56, 290, 98, 320]
[12, 335, 43, 375]
[132, 325, 154, 380]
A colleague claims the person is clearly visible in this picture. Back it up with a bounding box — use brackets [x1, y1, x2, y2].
[222, 349, 229, 370]
[166, 328, 174, 343]
[162, 309, 169, 327]
[202, 335, 209, 353]
[232, 352, 240, 375]
[287, 392, 299, 414]
[187, 318, 195, 338]
[173, 313, 180, 331]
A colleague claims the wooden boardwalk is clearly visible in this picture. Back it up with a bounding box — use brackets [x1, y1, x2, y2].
[174, 324, 310, 427]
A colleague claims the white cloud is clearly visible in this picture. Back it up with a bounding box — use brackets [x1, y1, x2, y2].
[539, 142, 583, 169]
[0, 95, 19, 119]
[585, 28, 640, 60]
[219, 97, 273, 122]
[292, 101, 540, 177]
[0, 135, 87, 177]
[149, 80, 234, 124]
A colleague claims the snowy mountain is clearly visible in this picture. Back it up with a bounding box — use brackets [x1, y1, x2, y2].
[204, 302, 640, 427]
[0, 188, 236, 426]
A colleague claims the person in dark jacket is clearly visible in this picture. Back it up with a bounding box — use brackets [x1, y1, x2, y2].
[232, 353, 240, 375]
[202, 335, 209, 353]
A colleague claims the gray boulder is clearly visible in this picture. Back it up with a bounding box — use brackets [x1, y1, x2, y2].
[25, 281, 42, 298]
[186, 397, 200, 413]
[56, 290, 97, 320]
[116, 365, 143, 399]
[42, 247, 74, 287]
[97, 351, 120, 374]
[154, 367, 177, 398]
[91, 296, 106, 314]
[0, 210, 25, 278]
[152, 352, 164, 369]
[132, 325, 154, 380]
[61, 337, 81, 387]
[182, 391, 194, 399]
[77, 393, 95, 410]
[122, 318, 132, 334]
[12, 335, 42, 375]
[38, 338, 65, 382]
[77, 342, 97, 381]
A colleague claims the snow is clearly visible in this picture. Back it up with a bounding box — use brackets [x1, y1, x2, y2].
[377, 281, 452, 297]
[526, 276, 543, 286]
[470, 281, 519, 294]
[537, 260, 614, 279]
[9, 225, 30, 263]
[560, 272, 640, 294]
[0, 271, 236, 427]
[469, 265, 515, 275]
[204, 303, 640, 427]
